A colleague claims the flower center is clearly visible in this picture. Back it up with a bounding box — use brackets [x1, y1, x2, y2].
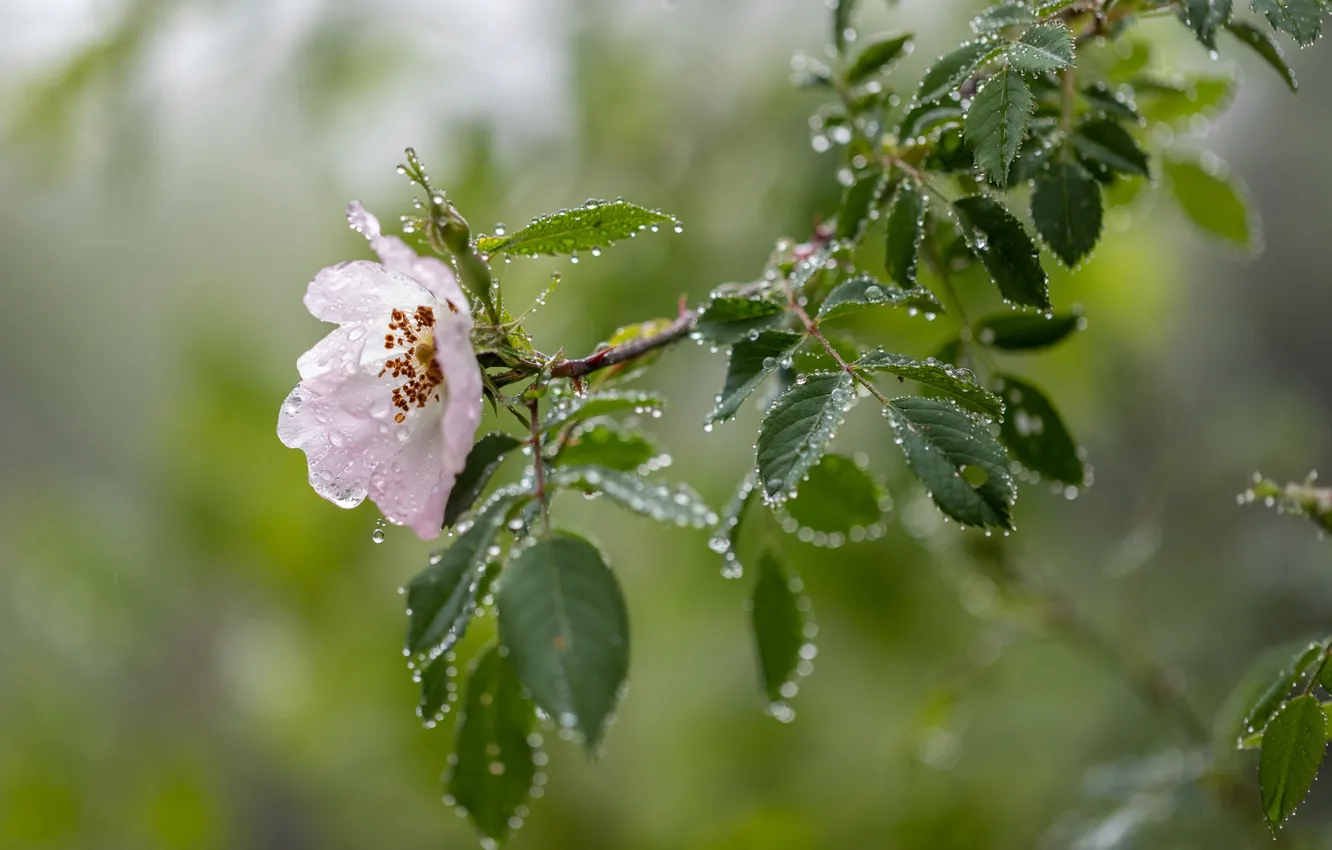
[379, 306, 444, 423]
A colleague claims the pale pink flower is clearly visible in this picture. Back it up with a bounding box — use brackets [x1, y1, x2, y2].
[278, 202, 483, 540]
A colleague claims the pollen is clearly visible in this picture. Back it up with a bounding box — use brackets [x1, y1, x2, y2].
[379, 306, 445, 421]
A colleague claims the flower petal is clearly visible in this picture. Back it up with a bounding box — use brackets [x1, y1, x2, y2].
[347, 202, 470, 316]
[304, 260, 435, 324]
[435, 311, 485, 486]
[366, 404, 450, 540]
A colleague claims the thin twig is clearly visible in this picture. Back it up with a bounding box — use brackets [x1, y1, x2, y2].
[550, 307, 697, 379]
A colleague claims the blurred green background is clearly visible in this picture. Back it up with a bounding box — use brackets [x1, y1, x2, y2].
[4, 0, 1332, 847]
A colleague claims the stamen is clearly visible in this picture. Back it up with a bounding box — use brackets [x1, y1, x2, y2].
[378, 305, 444, 422]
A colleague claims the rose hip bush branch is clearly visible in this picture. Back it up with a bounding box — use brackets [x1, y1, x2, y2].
[277, 0, 1332, 844]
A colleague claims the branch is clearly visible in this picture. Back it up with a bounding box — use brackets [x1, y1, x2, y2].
[549, 307, 698, 379]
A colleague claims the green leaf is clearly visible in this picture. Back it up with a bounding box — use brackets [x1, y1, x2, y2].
[1007, 24, 1075, 75]
[856, 349, 1004, 418]
[1081, 82, 1142, 120]
[898, 103, 964, 140]
[418, 651, 455, 724]
[834, 0, 858, 54]
[1243, 644, 1329, 746]
[817, 274, 943, 322]
[1252, 0, 1322, 46]
[695, 294, 789, 346]
[1031, 161, 1103, 267]
[711, 472, 759, 579]
[756, 372, 856, 501]
[783, 453, 885, 536]
[952, 195, 1051, 309]
[975, 311, 1082, 350]
[1260, 695, 1327, 830]
[547, 466, 717, 528]
[995, 375, 1085, 485]
[965, 68, 1034, 185]
[551, 423, 658, 472]
[445, 432, 523, 528]
[844, 32, 913, 84]
[1164, 155, 1255, 248]
[710, 330, 805, 424]
[475, 199, 674, 257]
[447, 645, 536, 845]
[540, 390, 664, 435]
[1133, 76, 1235, 125]
[917, 41, 1000, 103]
[1182, 0, 1234, 48]
[497, 531, 629, 749]
[751, 551, 806, 705]
[1226, 20, 1299, 91]
[1072, 119, 1150, 180]
[886, 396, 1015, 530]
[407, 490, 530, 655]
[972, 3, 1038, 33]
[884, 177, 926, 287]
[835, 169, 886, 243]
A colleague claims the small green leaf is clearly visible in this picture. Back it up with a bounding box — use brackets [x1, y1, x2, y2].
[1164, 155, 1255, 249]
[497, 531, 629, 750]
[1252, 0, 1322, 46]
[995, 375, 1085, 485]
[835, 169, 886, 243]
[917, 41, 1001, 103]
[898, 103, 964, 140]
[975, 311, 1082, 350]
[751, 551, 806, 705]
[817, 274, 943, 322]
[476, 199, 674, 257]
[1260, 695, 1327, 830]
[1081, 82, 1142, 120]
[1182, 0, 1234, 48]
[783, 453, 885, 536]
[447, 645, 536, 846]
[540, 390, 664, 435]
[710, 330, 805, 424]
[551, 423, 658, 472]
[1227, 20, 1299, 91]
[1008, 24, 1076, 75]
[965, 68, 1035, 184]
[695, 294, 789, 346]
[884, 177, 926, 287]
[1133, 76, 1235, 125]
[757, 372, 856, 501]
[419, 651, 455, 723]
[856, 349, 1004, 418]
[953, 195, 1051, 309]
[972, 4, 1038, 33]
[711, 472, 759, 579]
[886, 396, 1015, 530]
[1031, 161, 1103, 267]
[1242, 643, 1329, 746]
[445, 432, 523, 528]
[844, 32, 913, 84]
[547, 466, 716, 528]
[834, 0, 858, 54]
[1072, 119, 1150, 180]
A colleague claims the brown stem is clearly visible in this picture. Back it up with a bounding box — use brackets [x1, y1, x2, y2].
[783, 278, 894, 407]
[550, 307, 697, 379]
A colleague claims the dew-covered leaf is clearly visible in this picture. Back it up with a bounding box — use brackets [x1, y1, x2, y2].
[1241, 642, 1329, 747]
[551, 423, 659, 472]
[965, 68, 1034, 185]
[844, 32, 913, 84]
[1081, 82, 1142, 121]
[1260, 694, 1327, 830]
[833, 0, 858, 54]
[497, 531, 629, 750]
[972, 3, 1037, 33]
[1072, 119, 1150, 180]
[695, 294, 789, 346]
[886, 396, 1015, 530]
[917, 41, 1001, 103]
[445, 432, 523, 528]
[1164, 156, 1255, 249]
[547, 466, 716, 528]
[1181, 0, 1234, 48]
[1008, 24, 1075, 75]
[995, 375, 1085, 485]
[975, 311, 1082, 350]
[711, 471, 759, 579]
[419, 650, 456, 724]
[540, 390, 664, 435]
[884, 177, 926, 287]
[1227, 20, 1299, 91]
[1031, 161, 1103, 267]
[751, 551, 805, 704]
[1252, 0, 1322, 46]
[857, 349, 1004, 418]
[783, 453, 885, 535]
[447, 645, 536, 845]
[475, 199, 674, 257]
[757, 372, 856, 500]
[898, 103, 964, 140]
[835, 168, 886, 243]
[711, 330, 805, 424]
[818, 274, 943, 322]
[953, 195, 1051, 309]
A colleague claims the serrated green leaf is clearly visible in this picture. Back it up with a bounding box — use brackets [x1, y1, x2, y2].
[1252, 0, 1322, 46]
[476, 199, 674, 257]
[1133, 76, 1235, 124]
[419, 651, 455, 723]
[1182, 0, 1234, 48]
[835, 169, 886, 243]
[975, 311, 1082, 350]
[817, 274, 943, 322]
[757, 372, 856, 500]
[1008, 24, 1075, 75]
[886, 396, 1015, 529]
[1081, 82, 1142, 121]
[856, 349, 1004, 418]
[1226, 20, 1299, 91]
[783, 453, 885, 535]
[447, 645, 536, 845]
[1072, 119, 1150, 180]
[551, 423, 658, 472]
[540, 390, 664, 435]
[953, 195, 1051, 309]
[497, 531, 629, 750]
[695, 294, 789, 346]
[711, 330, 805, 424]
[965, 68, 1034, 184]
[844, 32, 913, 84]
[711, 471, 759, 579]
[972, 3, 1038, 33]
[1243, 643, 1329, 747]
[917, 41, 1001, 103]
[898, 103, 964, 140]
[1031, 161, 1103, 267]
[408, 490, 530, 655]
[995, 375, 1085, 485]
[547, 466, 716, 528]
[884, 177, 926, 287]
[752, 551, 806, 705]
[1260, 694, 1327, 830]
[446, 432, 523, 528]
[1164, 155, 1255, 248]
